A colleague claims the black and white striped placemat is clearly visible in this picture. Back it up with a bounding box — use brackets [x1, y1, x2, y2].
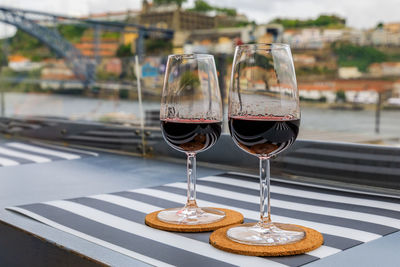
[0, 142, 97, 167]
[7, 172, 400, 267]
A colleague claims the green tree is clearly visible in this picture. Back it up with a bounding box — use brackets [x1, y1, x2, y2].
[335, 90, 346, 102]
[116, 43, 133, 57]
[314, 15, 345, 26]
[215, 7, 236, 16]
[270, 14, 346, 28]
[333, 42, 387, 72]
[153, 0, 187, 8]
[188, 0, 236, 16]
[116, 43, 134, 79]
[0, 42, 7, 67]
[9, 30, 55, 61]
[189, 0, 213, 12]
[57, 24, 86, 43]
[145, 39, 172, 54]
[376, 22, 384, 29]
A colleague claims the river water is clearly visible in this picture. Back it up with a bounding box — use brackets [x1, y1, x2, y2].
[2, 92, 399, 142]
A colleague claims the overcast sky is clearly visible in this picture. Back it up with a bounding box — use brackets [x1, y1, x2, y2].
[0, 0, 398, 37]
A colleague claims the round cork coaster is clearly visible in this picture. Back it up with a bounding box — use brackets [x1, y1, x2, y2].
[145, 208, 244, 232]
[209, 223, 324, 256]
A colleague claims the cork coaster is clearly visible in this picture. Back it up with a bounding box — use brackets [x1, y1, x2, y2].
[145, 208, 244, 232]
[210, 223, 324, 256]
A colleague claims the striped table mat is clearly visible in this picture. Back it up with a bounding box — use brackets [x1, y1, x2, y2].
[7, 172, 400, 267]
[0, 142, 97, 167]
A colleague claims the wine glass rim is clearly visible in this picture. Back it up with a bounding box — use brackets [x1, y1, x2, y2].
[236, 43, 290, 50]
[167, 53, 214, 59]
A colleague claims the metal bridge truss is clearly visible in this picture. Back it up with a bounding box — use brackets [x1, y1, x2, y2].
[0, 7, 96, 86]
[0, 6, 174, 86]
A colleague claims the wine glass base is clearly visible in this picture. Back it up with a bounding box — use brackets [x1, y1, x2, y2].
[227, 222, 305, 245]
[157, 207, 225, 225]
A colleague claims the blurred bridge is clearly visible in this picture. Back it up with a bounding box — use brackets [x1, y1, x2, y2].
[0, 6, 174, 86]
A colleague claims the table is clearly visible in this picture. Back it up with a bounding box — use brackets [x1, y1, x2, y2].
[0, 139, 399, 266]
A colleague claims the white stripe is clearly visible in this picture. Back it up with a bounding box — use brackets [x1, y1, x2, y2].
[46, 200, 285, 267]
[7, 143, 80, 160]
[8, 207, 172, 267]
[306, 246, 341, 258]
[201, 176, 400, 212]
[168, 182, 400, 229]
[92, 193, 339, 259]
[132, 188, 381, 243]
[0, 157, 19, 166]
[90, 194, 160, 213]
[31, 141, 99, 156]
[0, 147, 50, 163]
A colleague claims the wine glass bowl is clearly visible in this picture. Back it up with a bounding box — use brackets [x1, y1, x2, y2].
[229, 116, 300, 158]
[159, 54, 225, 225]
[227, 43, 305, 245]
[161, 119, 222, 154]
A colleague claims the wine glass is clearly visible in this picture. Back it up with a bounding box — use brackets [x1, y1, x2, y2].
[159, 54, 225, 225]
[227, 43, 304, 245]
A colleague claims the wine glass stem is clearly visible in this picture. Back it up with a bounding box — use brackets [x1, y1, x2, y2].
[186, 153, 197, 208]
[259, 157, 271, 224]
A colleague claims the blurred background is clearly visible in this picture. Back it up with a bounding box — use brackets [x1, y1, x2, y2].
[0, 0, 399, 152]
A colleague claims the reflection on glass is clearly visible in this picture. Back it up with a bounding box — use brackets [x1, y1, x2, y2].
[227, 43, 305, 245]
[159, 54, 225, 224]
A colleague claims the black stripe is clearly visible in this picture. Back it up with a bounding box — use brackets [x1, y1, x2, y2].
[19, 203, 236, 267]
[197, 180, 400, 219]
[113, 190, 358, 250]
[217, 173, 400, 204]
[268, 254, 319, 267]
[69, 197, 149, 223]
[111, 191, 180, 209]
[322, 234, 362, 250]
[159, 185, 398, 235]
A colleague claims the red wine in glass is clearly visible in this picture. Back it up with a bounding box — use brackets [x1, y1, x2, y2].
[161, 119, 222, 153]
[158, 53, 225, 225]
[229, 116, 300, 157]
[227, 43, 304, 245]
